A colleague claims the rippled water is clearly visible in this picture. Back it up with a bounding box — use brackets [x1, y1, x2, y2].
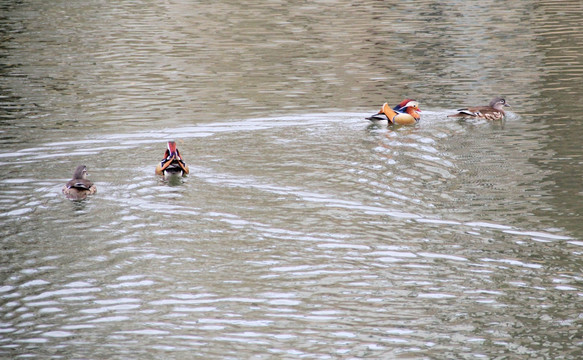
[1, 0, 583, 359]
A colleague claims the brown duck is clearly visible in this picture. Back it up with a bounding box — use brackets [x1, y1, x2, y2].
[448, 97, 510, 120]
[62, 165, 97, 200]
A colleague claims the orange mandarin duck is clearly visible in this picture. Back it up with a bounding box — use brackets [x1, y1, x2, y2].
[62, 165, 97, 200]
[155, 141, 189, 177]
[366, 99, 421, 125]
[448, 97, 510, 120]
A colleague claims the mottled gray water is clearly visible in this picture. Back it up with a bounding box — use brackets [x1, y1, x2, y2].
[1, 0, 583, 359]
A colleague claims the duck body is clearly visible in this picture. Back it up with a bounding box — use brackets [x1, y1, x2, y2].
[155, 141, 189, 177]
[366, 99, 421, 125]
[62, 165, 97, 200]
[448, 97, 510, 120]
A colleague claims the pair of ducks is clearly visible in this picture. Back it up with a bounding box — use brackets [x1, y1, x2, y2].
[63, 97, 510, 200]
[62, 141, 189, 200]
[366, 97, 510, 125]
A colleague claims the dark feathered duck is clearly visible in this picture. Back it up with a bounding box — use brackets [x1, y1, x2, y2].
[448, 97, 510, 120]
[62, 165, 97, 200]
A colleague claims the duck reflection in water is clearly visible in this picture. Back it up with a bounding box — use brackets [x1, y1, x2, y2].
[155, 141, 189, 181]
[62, 165, 97, 200]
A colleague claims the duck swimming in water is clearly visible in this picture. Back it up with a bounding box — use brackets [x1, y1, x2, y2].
[155, 141, 189, 177]
[366, 99, 421, 125]
[62, 165, 97, 200]
[448, 97, 510, 120]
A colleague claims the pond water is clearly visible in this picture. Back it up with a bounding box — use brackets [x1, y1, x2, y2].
[1, 0, 582, 358]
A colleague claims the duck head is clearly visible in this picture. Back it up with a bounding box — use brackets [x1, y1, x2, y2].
[396, 99, 421, 120]
[73, 165, 89, 180]
[161, 141, 181, 161]
[489, 97, 510, 111]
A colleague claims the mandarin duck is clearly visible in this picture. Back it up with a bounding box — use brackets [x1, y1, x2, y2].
[448, 97, 510, 120]
[366, 99, 421, 125]
[62, 165, 97, 200]
[155, 141, 189, 177]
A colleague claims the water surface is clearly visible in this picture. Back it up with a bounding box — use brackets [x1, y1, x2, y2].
[1, 0, 582, 358]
